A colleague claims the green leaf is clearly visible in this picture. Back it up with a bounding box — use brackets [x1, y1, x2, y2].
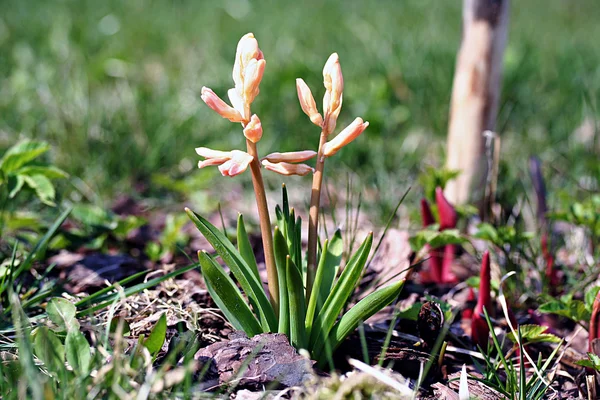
[22, 174, 56, 206]
[7, 174, 25, 198]
[474, 223, 499, 243]
[32, 327, 65, 374]
[65, 328, 91, 375]
[273, 228, 290, 336]
[309, 233, 373, 353]
[186, 208, 277, 332]
[71, 204, 118, 230]
[237, 214, 260, 282]
[0, 141, 50, 173]
[576, 353, 600, 371]
[506, 324, 561, 344]
[143, 313, 167, 355]
[585, 286, 600, 311]
[287, 256, 307, 349]
[47, 298, 79, 332]
[409, 228, 465, 251]
[198, 251, 262, 336]
[322, 280, 405, 357]
[538, 299, 590, 322]
[306, 230, 343, 337]
[17, 165, 68, 179]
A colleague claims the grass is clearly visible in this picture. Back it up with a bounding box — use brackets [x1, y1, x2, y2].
[0, 0, 598, 219]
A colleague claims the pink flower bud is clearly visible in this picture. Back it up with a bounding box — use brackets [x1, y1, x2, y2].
[243, 114, 263, 143]
[243, 58, 266, 105]
[201, 87, 244, 123]
[262, 150, 317, 163]
[296, 79, 323, 127]
[261, 160, 314, 176]
[195, 147, 253, 177]
[323, 53, 343, 114]
[322, 117, 368, 157]
[227, 88, 248, 122]
[219, 150, 254, 177]
[233, 33, 261, 89]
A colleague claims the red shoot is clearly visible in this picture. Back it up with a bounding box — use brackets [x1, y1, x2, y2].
[435, 187, 458, 230]
[471, 250, 491, 349]
[462, 287, 476, 320]
[590, 292, 600, 354]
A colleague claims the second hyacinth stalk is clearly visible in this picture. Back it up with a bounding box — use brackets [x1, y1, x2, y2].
[187, 33, 403, 366]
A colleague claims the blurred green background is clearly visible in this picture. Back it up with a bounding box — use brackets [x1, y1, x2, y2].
[1, 0, 598, 219]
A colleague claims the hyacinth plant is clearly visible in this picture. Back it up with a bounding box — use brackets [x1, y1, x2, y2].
[185, 33, 404, 366]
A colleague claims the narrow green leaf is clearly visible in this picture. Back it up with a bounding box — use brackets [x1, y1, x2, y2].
[287, 256, 307, 349]
[282, 184, 290, 218]
[143, 313, 167, 355]
[76, 262, 197, 316]
[320, 280, 404, 355]
[32, 326, 65, 373]
[236, 214, 260, 282]
[186, 208, 277, 332]
[306, 238, 329, 336]
[198, 251, 262, 336]
[273, 227, 290, 336]
[5, 207, 71, 295]
[318, 230, 343, 307]
[65, 328, 91, 375]
[309, 233, 373, 352]
[47, 298, 79, 332]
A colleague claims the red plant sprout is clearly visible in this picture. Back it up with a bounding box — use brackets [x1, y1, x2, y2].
[462, 287, 476, 320]
[471, 250, 491, 349]
[420, 198, 435, 227]
[435, 187, 458, 284]
[590, 292, 600, 354]
[435, 187, 457, 230]
[420, 198, 442, 283]
[541, 233, 559, 288]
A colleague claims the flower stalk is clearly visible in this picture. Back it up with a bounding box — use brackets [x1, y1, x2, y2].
[306, 131, 328, 299]
[245, 139, 279, 312]
[302, 53, 368, 299]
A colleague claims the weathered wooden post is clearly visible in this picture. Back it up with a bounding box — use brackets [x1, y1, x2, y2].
[444, 0, 510, 212]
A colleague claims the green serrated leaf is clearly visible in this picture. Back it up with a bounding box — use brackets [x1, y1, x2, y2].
[17, 165, 68, 179]
[287, 256, 307, 349]
[0, 141, 50, 173]
[22, 174, 56, 206]
[143, 313, 167, 355]
[66, 328, 91, 375]
[47, 298, 79, 332]
[506, 324, 561, 344]
[237, 214, 260, 282]
[538, 299, 590, 322]
[198, 251, 262, 336]
[7, 174, 25, 198]
[585, 286, 600, 311]
[186, 208, 277, 332]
